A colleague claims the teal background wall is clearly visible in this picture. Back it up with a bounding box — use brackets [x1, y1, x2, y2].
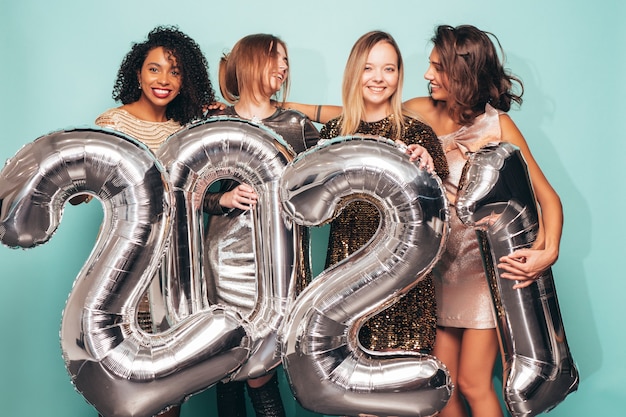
[1, 0, 624, 415]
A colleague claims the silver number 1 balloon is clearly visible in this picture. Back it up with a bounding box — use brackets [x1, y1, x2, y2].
[279, 136, 452, 417]
[456, 142, 579, 417]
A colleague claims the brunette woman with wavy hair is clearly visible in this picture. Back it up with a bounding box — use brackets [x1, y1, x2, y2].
[403, 24, 562, 417]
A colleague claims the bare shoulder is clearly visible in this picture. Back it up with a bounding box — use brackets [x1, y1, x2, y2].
[403, 96, 433, 113]
[498, 113, 526, 145]
[403, 96, 440, 128]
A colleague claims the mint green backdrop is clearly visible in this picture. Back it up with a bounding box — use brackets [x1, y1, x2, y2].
[1, 0, 623, 416]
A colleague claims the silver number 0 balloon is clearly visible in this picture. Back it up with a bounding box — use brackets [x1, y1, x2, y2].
[456, 142, 579, 417]
[0, 128, 251, 417]
[157, 117, 304, 380]
[279, 136, 453, 417]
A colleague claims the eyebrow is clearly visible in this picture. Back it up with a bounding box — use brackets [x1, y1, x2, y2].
[365, 61, 397, 66]
[146, 61, 181, 71]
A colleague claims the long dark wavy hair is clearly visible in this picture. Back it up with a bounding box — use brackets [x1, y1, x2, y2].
[112, 26, 215, 124]
[431, 24, 523, 126]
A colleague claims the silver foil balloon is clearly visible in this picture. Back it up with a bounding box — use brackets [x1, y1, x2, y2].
[0, 128, 250, 417]
[157, 117, 302, 380]
[456, 142, 579, 417]
[280, 136, 452, 417]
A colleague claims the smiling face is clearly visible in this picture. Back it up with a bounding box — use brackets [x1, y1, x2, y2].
[424, 48, 449, 102]
[264, 42, 289, 96]
[361, 40, 399, 117]
[137, 46, 182, 111]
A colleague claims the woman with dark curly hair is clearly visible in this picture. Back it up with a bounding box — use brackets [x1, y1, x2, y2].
[402, 24, 563, 417]
[95, 25, 215, 147]
[86, 25, 215, 417]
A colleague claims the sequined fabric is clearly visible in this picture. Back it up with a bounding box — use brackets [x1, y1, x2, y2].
[95, 108, 182, 152]
[320, 115, 448, 352]
[203, 107, 319, 314]
[95, 107, 182, 333]
[433, 104, 503, 329]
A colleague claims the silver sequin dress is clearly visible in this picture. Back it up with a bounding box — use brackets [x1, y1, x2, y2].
[203, 107, 319, 315]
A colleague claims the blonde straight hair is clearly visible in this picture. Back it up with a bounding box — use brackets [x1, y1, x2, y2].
[219, 33, 290, 106]
[340, 31, 405, 139]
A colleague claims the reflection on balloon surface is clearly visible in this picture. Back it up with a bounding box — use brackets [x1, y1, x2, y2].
[0, 128, 250, 417]
[158, 117, 305, 380]
[456, 142, 579, 417]
[280, 136, 452, 417]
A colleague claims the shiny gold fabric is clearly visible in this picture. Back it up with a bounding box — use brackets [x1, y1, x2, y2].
[320, 115, 448, 353]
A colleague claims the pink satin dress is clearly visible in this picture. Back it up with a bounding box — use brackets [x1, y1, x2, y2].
[433, 104, 504, 329]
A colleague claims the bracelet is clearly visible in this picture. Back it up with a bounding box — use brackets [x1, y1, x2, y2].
[315, 105, 322, 123]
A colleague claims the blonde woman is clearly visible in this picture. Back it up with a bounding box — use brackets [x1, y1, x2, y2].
[319, 30, 448, 359]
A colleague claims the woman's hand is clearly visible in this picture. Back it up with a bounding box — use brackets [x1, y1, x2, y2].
[204, 101, 227, 115]
[402, 142, 434, 173]
[219, 183, 258, 211]
[498, 247, 558, 289]
[69, 194, 92, 205]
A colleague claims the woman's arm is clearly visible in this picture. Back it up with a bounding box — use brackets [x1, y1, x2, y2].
[402, 97, 437, 127]
[497, 114, 563, 288]
[283, 102, 342, 124]
[204, 183, 258, 214]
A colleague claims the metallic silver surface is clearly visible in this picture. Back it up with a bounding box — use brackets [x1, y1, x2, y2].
[456, 142, 579, 417]
[279, 136, 452, 417]
[157, 117, 302, 380]
[0, 128, 250, 417]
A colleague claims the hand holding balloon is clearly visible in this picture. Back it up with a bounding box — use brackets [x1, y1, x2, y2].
[456, 142, 578, 417]
[280, 135, 452, 417]
[158, 117, 303, 381]
[402, 141, 434, 172]
[498, 245, 559, 288]
[220, 183, 258, 210]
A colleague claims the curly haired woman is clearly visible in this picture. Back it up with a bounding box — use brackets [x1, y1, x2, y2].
[89, 25, 215, 417]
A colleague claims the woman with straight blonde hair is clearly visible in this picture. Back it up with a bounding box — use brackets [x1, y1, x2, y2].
[320, 30, 448, 359]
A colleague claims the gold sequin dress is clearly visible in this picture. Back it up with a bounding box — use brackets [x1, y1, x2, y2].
[433, 104, 503, 329]
[95, 107, 182, 332]
[320, 114, 448, 353]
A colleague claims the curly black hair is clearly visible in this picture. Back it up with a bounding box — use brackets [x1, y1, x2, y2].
[112, 26, 215, 125]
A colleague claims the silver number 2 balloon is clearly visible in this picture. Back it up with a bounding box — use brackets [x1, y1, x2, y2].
[456, 142, 579, 417]
[280, 136, 453, 417]
[0, 128, 251, 417]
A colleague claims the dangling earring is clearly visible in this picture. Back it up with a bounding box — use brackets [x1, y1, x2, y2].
[138, 83, 142, 90]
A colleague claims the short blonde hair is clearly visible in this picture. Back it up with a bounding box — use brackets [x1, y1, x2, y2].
[219, 33, 290, 105]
